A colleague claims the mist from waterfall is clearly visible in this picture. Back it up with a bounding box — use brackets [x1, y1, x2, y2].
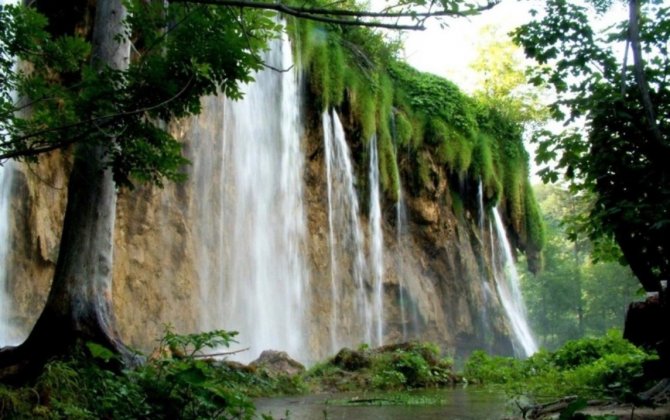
[491, 208, 538, 357]
[368, 136, 384, 347]
[323, 109, 371, 352]
[195, 33, 309, 363]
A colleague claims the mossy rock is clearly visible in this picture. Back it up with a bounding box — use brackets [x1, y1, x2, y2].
[332, 348, 371, 371]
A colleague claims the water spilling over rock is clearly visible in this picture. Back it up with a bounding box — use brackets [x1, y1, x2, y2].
[0, 32, 538, 363]
[322, 109, 371, 352]
[0, 163, 16, 346]
[491, 208, 538, 357]
[194, 34, 309, 363]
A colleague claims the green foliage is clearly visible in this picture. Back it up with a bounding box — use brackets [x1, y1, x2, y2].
[0, 2, 279, 187]
[513, 0, 670, 291]
[519, 184, 640, 349]
[464, 331, 655, 401]
[393, 110, 414, 147]
[0, 329, 309, 419]
[303, 342, 456, 393]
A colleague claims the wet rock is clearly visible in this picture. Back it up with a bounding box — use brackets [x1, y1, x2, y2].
[249, 350, 305, 376]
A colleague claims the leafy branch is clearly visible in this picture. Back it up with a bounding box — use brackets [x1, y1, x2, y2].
[171, 0, 500, 30]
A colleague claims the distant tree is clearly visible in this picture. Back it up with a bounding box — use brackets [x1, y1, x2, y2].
[519, 184, 639, 350]
[469, 24, 547, 126]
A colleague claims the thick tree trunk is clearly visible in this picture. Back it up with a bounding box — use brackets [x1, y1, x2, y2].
[0, 0, 133, 381]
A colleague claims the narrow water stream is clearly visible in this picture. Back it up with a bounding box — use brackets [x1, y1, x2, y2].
[256, 388, 511, 419]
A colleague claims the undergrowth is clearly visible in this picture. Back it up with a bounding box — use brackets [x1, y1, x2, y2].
[463, 330, 656, 402]
[303, 342, 458, 393]
[0, 328, 304, 419]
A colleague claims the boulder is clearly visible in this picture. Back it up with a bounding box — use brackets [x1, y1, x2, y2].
[332, 348, 371, 371]
[249, 350, 305, 376]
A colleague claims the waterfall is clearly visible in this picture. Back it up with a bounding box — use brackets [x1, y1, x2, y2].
[476, 182, 492, 336]
[396, 188, 408, 341]
[0, 0, 17, 346]
[323, 109, 371, 351]
[196, 33, 309, 363]
[491, 207, 538, 357]
[0, 164, 15, 346]
[368, 136, 384, 347]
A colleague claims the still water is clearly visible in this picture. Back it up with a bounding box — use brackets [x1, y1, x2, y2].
[256, 387, 512, 419]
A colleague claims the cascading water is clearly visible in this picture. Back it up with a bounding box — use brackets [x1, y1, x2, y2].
[476, 182, 491, 325]
[323, 109, 371, 352]
[0, 0, 17, 346]
[491, 207, 538, 357]
[195, 32, 309, 363]
[368, 136, 384, 347]
[0, 164, 15, 346]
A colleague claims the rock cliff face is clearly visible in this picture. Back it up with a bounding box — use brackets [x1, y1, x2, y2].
[2, 91, 522, 362]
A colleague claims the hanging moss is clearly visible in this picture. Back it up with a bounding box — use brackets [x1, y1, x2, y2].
[415, 151, 432, 189]
[471, 133, 495, 187]
[346, 69, 377, 140]
[523, 182, 545, 252]
[394, 110, 413, 147]
[285, 14, 543, 257]
[450, 188, 465, 218]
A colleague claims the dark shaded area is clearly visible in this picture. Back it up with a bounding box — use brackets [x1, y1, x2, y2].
[624, 291, 670, 378]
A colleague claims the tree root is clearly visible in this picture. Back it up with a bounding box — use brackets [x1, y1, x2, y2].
[638, 378, 670, 405]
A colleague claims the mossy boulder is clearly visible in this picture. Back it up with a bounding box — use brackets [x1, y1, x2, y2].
[332, 348, 371, 371]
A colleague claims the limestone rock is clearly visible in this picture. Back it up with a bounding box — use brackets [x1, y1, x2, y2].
[249, 350, 305, 376]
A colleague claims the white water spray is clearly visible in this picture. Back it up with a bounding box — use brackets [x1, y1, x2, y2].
[368, 136, 384, 347]
[0, 0, 18, 346]
[0, 164, 15, 346]
[323, 109, 371, 351]
[196, 33, 309, 363]
[476, 182, 492, 328]
[491, 208, 538, 356]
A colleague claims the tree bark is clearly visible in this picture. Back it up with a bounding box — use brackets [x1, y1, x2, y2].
[0, 0, 135, 381]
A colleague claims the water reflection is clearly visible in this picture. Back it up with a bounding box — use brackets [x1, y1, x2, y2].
[256, 387, 511, 419]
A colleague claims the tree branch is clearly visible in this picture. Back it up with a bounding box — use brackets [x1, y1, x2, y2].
[628, 0, 664, 148]
[171, 0, 500, 30]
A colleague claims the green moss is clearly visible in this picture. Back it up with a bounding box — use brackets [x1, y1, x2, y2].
[305, 27, 346, 109]
[450, 188, 464, 217]
[471, 133, 495, 187]
[394, 110, 413, 147]
[288, 15, 542, 254]
[523, 182, 545, 251]
[416, 151, 432, 189]
[304, 342, 457, 393]
[379, 131, 400, 200]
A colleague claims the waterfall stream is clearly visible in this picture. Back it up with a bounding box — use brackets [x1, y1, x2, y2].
[0, 164, 15, 346]
[0, 0, 17, 346]
[476, 182, 492, 341]
[368, 136, 384, 347]
[196, 33, 309, 363]
[491, 208, 538, 357]
[323, 109, 371, 352]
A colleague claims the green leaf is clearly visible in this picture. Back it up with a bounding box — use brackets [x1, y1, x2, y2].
[86, 342, 117, 363]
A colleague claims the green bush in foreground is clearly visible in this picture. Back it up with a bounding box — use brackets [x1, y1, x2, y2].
[0, 328, 305, 419]
[463, 330, 656, 401]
